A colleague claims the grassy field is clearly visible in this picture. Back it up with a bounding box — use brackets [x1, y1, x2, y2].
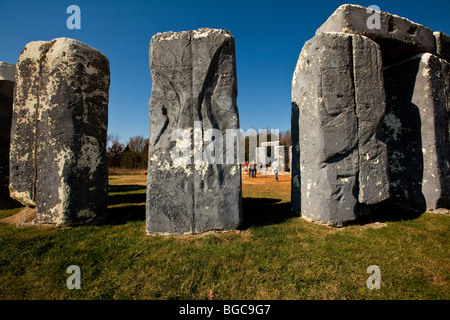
[0, 172, 448, 300]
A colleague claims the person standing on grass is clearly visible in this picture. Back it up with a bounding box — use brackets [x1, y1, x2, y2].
[272, 160, 279, 182]
[251, 160, 256, 178]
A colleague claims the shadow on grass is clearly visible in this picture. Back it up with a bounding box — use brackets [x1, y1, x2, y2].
[105, 204, 146, 225]
[108, 185, 146, 194]
[108, 193, 146, 206]
[104, 184, 146, 225]
[239, 198, 298, 230]
[0, 198, 23, 211]
[104, 185, 299, 228]
[348, 201, 425, 226]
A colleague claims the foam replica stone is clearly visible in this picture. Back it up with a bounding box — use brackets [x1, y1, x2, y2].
[383, 53, 450, 210]
[0, 62, 16, 206]
[9, 38, 110, 225]
[316, 4, 436, 64]
[274, 145, 287, 172]
[291, 32, 389, 226]
[255, 147, 267, 166]
[146, 28, 242, 235]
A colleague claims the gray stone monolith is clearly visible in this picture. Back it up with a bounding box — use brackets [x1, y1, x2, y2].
[291, 32, 389, 226]
[0, 62, 16, 207]
[146, 28, 242, 235]
[274, 145, 287, 172]
[9, 38, 110, 225]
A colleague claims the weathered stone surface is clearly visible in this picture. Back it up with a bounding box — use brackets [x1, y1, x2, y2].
[291, 32, 389, 226]
[383, 53, 450, 210]
[146, 28, 242, 235]
[434, 31, 450, 62]
[352, 35, 390, 205]
[0, 62, 16, 206]
[317, 4, 436, 64]
[9, 38, 110, 225]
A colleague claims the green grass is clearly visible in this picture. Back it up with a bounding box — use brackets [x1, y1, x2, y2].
[0, 175, 448, 300]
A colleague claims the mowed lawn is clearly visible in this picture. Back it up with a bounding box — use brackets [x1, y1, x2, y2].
[0, 171, 448, 300]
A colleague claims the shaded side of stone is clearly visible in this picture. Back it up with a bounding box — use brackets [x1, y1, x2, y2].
[289, 145, 292, 175]
[146, 29, 242, 235]
[383, 53, 450, 210]
[0, 63, 16, 206]
[434, 31, 450, 62]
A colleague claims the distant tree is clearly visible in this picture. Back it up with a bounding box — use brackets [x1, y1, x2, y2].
[128, 135, 146, 152]
[280, 130, 291, 148]
[107, 135, 125, 168]
[121, 136, 149, 169]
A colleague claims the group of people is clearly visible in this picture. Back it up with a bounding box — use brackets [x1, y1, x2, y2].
[245, 160, 279, 182]
[246, 160, 258, 178]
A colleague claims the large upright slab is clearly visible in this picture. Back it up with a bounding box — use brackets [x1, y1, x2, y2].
[146, 28, 242, 235]
[10, 38, 110, 225]
[293, 4, 450, 226]
[292, 32, 389, 226]
[0, 62, 16, 206]
[383, 53, 450, 210]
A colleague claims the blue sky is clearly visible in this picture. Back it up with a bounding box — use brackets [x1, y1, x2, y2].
[1, 0, 449, 144]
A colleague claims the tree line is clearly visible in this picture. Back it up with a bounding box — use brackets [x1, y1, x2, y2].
[107, 130, 292, 169]
[107, 135, 149, 169]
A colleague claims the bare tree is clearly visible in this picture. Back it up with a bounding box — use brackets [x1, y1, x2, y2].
[107, 133, 122, 149]
[107, 134, 124, 168]
[128, 135, 146, 152]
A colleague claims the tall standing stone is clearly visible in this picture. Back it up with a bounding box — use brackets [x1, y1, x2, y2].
[146, 28, 242, 235]
[292, 32, 389, 226]
[293, 4, 450, 225]
[9, 38, 110, 225]
[0, 62, 16, 207]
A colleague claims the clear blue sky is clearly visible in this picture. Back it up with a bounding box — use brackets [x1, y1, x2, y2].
[1, 0, 449, 144]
